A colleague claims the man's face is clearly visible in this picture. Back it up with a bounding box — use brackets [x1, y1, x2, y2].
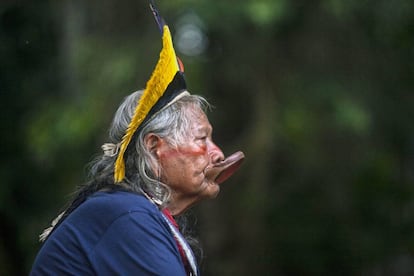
[156, 106, 225, 204]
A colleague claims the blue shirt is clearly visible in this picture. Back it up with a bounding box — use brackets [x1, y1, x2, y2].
[30, 191, 187, 275]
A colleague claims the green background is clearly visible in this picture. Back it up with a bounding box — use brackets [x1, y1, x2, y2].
[1, 0, 413, 275]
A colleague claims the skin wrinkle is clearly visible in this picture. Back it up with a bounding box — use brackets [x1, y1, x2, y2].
[36, 90, 244, 270]
[153, 106, 225, 215]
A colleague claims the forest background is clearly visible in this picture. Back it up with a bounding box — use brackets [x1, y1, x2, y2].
[1, 0, 413, 275]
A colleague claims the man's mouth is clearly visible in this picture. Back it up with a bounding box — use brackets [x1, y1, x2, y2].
[205, 151, 245, 184]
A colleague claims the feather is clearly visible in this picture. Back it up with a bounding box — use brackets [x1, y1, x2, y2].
[39, 212, 65, 242]
[149, 0, 165, 33]
[114, 25, 179, 182]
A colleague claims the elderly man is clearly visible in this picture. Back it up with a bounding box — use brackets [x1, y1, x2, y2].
[30, 3, 244, 276]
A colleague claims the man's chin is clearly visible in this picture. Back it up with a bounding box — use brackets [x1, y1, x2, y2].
[202, 182, 220, 199]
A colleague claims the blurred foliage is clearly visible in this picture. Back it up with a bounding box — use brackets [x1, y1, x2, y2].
[1, 0, 413, 275]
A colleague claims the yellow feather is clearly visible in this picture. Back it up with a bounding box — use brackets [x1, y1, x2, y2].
[114, 26, 179, 182]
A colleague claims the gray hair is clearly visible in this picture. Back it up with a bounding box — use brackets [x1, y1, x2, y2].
[40, 90, 208, 261]
[105, 90, 210, 205]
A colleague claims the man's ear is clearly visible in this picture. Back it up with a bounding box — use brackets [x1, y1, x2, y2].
[144, 133, 163, 156]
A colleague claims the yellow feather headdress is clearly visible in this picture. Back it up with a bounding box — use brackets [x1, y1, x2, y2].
[114, 3, 186, 182]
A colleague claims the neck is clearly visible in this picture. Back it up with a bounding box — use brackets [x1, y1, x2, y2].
[141, 188, 199, 216]
[167, 194, 200, 216]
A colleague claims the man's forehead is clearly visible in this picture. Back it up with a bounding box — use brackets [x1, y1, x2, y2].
[190, 114, 212, 132]
[195, 124, 212, 133]
[182, 105, 210, 129]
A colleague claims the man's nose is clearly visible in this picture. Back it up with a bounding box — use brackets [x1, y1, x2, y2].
[208, 140, 225, 164]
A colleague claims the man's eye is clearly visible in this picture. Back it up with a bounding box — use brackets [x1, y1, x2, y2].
[196, 136, 208, 142]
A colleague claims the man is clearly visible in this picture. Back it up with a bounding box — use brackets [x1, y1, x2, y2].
[30, 3, 244, 275]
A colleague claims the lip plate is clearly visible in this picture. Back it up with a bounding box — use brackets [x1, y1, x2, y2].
[210, 151, 245, 184]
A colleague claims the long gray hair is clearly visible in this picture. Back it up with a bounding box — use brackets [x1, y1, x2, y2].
[40, 90, 209, 260]
[103, 90, 210, 204]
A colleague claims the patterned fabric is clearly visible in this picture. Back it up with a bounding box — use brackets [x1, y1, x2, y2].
[162, 209, 199, 276]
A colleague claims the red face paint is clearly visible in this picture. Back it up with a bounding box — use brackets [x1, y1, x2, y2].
[159, 145, 207, 160]
[153, 107, 229, 210]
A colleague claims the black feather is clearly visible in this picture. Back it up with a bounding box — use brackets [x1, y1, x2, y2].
[149, 0, 165, 34]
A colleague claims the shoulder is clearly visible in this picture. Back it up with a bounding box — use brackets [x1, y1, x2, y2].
[64, 190, 166, 240]
[43, 190, 164, 249]
[81, 190, 171, 243]
[80, 190, 157, 215]
[82, 191, 186, 274]
[31, 190, 185, 275]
